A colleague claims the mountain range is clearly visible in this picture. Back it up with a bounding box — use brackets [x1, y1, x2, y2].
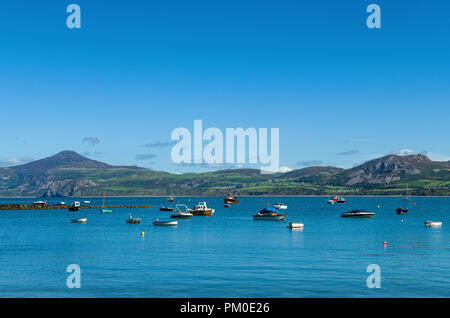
[0, 150, 449, 197]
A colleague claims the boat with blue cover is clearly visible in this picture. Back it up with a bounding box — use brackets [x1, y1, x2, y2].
[253, 207, 286, 221]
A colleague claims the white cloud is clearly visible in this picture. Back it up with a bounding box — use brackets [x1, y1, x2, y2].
[0, 156, 34, 167]
[391, 149, 417, 156]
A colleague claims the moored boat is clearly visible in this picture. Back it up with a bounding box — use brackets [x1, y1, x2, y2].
[153, 219, 178, 226]
[170, 204, 193, 219]
[327, 199, 335, 205]
[253, 207, 286, 221]
[68, 201, 81, 211]
[396, 207, 408, 215]
[160, 206, 174, 211]
[274, 203, 287, 209]
[167, 196, 175, 202]
[126, 214, 141, 224]
[336, 197, 346, 203]
[287, 222, 304, 229]
[424, 221, 442, 227]
[341, 210, 374, 218]
[189, 202, 215, 216]
[100, 192, 112, 214]
[224, 204, 230, 208]
[71, 218, 87, 223]
[224, 193, 239, 204]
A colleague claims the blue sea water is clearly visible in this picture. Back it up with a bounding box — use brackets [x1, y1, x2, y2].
[0, 196, 449, 298]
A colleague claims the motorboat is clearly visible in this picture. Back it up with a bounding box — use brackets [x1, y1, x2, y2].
[170, 204, 193, 219]
[287, 222, 304, 229]
[274, 203, 287, 210]
[224, 204, 230, 208]
[189, 202, 215, 216]
[327, 199, 335, 205]
[253, 207, 286, 221]
[68, 201, 81, 211]
[126, 214, 141, 224]
[153, 219, 178, 226]
[167, 196, 175, 202]
[336, 197, 346, 203]
[71, 218, 87, 223]
[224, 193, 239, 204]
[341, 210, 374, 218]
[424, 221, 442, 227]
[160, 206, 174, 211]
[83, 200, 90, 204]
[396, 207, 408, 215]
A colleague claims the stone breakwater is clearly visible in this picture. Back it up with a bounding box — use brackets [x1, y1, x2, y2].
[0, 204, 149, 210]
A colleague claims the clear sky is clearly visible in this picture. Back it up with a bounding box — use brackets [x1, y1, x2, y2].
[0, 1, 449, 173]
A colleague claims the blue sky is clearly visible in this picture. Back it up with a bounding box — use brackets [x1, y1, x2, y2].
[0, 1, 449, 172]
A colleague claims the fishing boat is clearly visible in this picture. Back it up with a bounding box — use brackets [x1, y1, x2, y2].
[424, 221, 442, 227]
[167, 196, 175, 202]
[160, 206, 174, 211]
[331, 196, 339, 202]
[396, 207, 408, 215]
[189, 202, 215, 216]
[71, 218, 87, 223]
[224, 193, 239, 204]
[274, 203, 288, 210]
[68, 201, 81, 212]
[287, 222, 304, 229]
[170, 204, 193, 219]
[126, 214, 141, 224]
[153, 219, 178, 226]
[336, 197, 346, 203]
[100, 192, 112, 214]
[253, 207, 286, 221]
[341, 210, 374, 218]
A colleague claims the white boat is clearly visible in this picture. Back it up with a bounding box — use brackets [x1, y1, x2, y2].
[170, 204, 193, 219]
[274, 203, 287, 209]
[83, 200, 91, 204]
[327, 199, 334, 205]
[189, 202, 215, 216]
[153, 219, 178, 226]
[71, 218, 87, 223]
[287, 222, 304, 229]
[424, 221, 442, 227]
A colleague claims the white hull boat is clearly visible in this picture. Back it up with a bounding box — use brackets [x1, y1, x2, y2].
[274, 203, 287, 210]
[287, 222, 304, 229]
[71, 218, 87, 223]
[153, 220, 178, 226]
[424, 221, 442, 227]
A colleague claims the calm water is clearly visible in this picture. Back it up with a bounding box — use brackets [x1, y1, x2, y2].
[0, 196, 449, 298]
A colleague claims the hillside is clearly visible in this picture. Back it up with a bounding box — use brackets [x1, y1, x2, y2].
[0, 151, 449, 197]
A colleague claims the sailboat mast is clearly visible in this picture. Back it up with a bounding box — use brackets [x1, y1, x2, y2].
[102, 191, 105, 207]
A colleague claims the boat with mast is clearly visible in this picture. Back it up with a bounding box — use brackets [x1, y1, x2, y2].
[100, 192, 112, 214]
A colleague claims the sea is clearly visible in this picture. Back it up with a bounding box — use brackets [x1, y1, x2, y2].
[0, 196, 448, 298]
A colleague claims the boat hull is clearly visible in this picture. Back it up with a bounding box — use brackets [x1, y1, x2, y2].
[126, 219, 141, 224]
[341, 214, 374, 218]
[160, 208, 174, 211]
[153, 221, 178, 226]
[71, 218, 87, 223]
[288, 222, 304, 229]
[170, 214, 192, 219]
[190, 209, 214, 216]
[424, 221, 442, 227]
[253, 214, 286, 221]
[68, 207, 80, 212]
[100, 209, 112, 214]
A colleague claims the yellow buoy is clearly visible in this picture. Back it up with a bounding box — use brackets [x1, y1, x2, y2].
[141, 232, 145, 237]
[377, 205, 380, 209]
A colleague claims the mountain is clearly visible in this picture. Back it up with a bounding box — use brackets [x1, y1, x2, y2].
[0, 151, 449, 197]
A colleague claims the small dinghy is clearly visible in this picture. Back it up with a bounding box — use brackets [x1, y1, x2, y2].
[274, 203, 287, 210]
[253, 207, 286, 221]
[160, 206, 174, 211]
[71, 218, 87, 223]
[341, 210, 374, 218]
[170, 204, 193, 219]
[126, 214, 141, 224]
[396, 207, 408, 215]
[153, 218, 178, 226]
[287, 222, 304, 229]
[424, 221, 442, 228]
[224, 204, 230, 208]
